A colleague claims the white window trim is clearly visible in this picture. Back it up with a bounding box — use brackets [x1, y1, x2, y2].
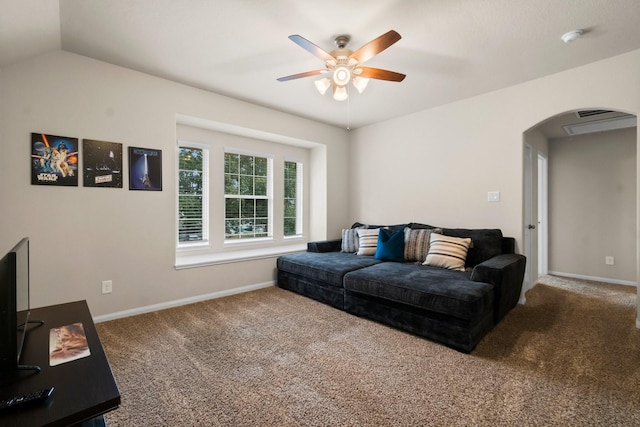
[175, 117, 315, 270]
[175, 243, 306, 269]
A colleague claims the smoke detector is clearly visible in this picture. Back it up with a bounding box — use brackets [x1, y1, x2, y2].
[561, 29, 584, 43]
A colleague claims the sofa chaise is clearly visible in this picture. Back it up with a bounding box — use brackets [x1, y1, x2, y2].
[276, 223, 526, 353]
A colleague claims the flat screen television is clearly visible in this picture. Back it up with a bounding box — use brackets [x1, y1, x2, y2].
[0, 237, 41, 372]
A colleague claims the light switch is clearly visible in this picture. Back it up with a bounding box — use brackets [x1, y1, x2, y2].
[488, 191, 500, 202]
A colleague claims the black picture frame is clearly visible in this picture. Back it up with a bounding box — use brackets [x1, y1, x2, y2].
[83, 139, 123, 188]
[128, 147, 162, 191]
[31, 133, 79, 186]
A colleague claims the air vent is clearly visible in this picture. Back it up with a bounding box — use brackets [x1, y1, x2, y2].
[563, 115, 637, 136]
[574, 110, 613, 118]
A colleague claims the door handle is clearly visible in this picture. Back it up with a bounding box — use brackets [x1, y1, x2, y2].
[527, 224, 536, 229]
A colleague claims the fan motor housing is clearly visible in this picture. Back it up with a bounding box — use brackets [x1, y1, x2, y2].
[334, 35, 350, 49]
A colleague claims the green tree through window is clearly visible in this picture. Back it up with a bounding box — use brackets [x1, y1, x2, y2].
[284, 161, 300, 236]
[178, 147, 206, 242]
[224, 153, 270, 239]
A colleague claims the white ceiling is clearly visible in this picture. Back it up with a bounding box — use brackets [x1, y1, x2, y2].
[2, 0, 640, 130]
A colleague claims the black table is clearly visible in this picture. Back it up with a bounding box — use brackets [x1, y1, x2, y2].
[0, 300, 120, 427]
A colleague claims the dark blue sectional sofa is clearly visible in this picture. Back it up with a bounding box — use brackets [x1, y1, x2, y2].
[276, 223, 526, 353]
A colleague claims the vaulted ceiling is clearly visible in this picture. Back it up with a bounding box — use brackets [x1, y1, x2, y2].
[3, 0, 640, 129]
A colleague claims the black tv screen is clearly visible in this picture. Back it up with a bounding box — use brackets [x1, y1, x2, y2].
[0, 237, 31, 371]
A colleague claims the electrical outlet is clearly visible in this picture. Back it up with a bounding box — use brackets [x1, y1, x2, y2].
[102, 280, 113, 294]
[605, 256, 615, 266]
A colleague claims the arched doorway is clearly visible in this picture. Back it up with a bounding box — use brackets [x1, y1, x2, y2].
[523, 109, 638, 301]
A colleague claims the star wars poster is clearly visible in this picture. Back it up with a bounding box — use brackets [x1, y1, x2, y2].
[83, 139, 123, 188]
[31, 133, 79, 186]
[128, 147, 162, 191]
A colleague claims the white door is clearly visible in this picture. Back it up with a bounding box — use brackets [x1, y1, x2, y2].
[523, 145, 534, 290]
[537, 153, 548, 275]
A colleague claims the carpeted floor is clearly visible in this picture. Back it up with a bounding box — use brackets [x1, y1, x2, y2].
[96, 275, 640, 426]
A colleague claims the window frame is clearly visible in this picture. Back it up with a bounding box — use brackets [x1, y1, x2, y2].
[176, 141, 210, 249]
[175, 125, 311, 269]
[223, 149, 274, 243]
[283, 159, 303, 238]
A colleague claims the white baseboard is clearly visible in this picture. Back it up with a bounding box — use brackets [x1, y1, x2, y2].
[93, 281, 275, 323]
[547, 271, 638, 288]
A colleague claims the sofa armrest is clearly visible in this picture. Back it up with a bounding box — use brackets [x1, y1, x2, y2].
[470, 254, 526, 323]
[307, 239, 342, 253]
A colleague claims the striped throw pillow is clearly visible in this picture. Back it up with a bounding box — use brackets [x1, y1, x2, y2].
[356, 228, 380, 256]
[404, 228, 441, 262]
[341, 228, 360, 253]
[423, 233, 471, 271]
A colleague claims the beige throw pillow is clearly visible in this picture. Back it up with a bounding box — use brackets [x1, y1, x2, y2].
[356, 228, 380, 256]
[423, 233, 471, 271]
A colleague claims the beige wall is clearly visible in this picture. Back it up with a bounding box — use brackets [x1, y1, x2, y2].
[548, 128, 636, 283]
[349, 49, 640, 323]
[0, 51, 350, 317]
[350, 50, 640, 243]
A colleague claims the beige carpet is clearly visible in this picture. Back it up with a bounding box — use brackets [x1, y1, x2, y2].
[97, 275, 640, 426]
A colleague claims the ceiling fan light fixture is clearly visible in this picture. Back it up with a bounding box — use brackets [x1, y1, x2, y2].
[314, 77, 332, 95]
[352, 76, 369, 94]
[278, 30, 405, 103]
[333, 85, 348, 101]
[333, 66, 351, 86]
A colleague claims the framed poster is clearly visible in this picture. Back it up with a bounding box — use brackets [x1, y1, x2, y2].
[83, 139, 123, 188]
[31, 133, 79, 186]
[128, 147, 162, 191]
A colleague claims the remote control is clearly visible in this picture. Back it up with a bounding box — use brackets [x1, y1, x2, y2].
[0, 387, 54, 411]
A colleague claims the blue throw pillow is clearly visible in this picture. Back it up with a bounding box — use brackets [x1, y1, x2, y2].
[375, 228, 405, 262]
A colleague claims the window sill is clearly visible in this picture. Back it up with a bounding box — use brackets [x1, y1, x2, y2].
[175, 243, 306, 270]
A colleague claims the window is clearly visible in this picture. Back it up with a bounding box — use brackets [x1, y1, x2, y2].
[284, 161, 302, 236]
[176, 123, 311, 267]
[178, 145, 208, 243]
[224, 152, 271, 240]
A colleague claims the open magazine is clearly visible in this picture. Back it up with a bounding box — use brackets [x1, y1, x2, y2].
[49, 322, 91, 366]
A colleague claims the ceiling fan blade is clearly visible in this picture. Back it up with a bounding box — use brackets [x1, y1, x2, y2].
[349, 30, 401, 64]
[288, 35, 335, 62]
[357, 67, 406, 82]
[277, 70, 326, 82]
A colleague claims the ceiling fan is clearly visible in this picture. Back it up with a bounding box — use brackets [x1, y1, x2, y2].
[277, 30, 406, 101]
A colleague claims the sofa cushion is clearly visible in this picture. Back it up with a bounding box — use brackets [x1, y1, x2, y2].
[308, 239, 342, 253]
[277, 252, 382, 287]
[356, 228, 380, 256]
[424, 233, 471, 271]
[343, 263, 493, 322]
[408, 222, 437, 230]
[375, 228, 405, 262]
[352, 222, 408, 232]
[442, 228, 503, 267]
[404, 228, 440, 262]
